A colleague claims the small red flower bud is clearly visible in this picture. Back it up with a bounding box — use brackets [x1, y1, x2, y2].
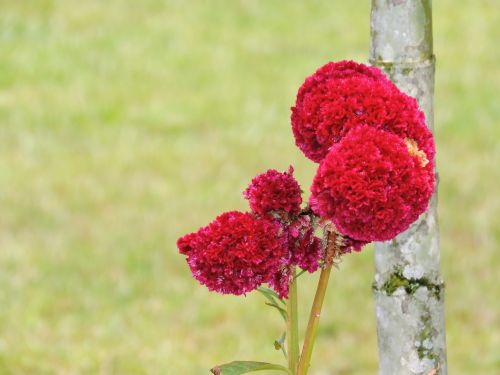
[243, 166, 302, 216]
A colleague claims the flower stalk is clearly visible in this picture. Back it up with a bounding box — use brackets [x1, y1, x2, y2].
[286, 267, 300, 374]
[296, 231, 337, 375]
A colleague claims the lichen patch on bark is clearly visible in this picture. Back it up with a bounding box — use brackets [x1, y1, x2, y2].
[373, 267, 443, 300]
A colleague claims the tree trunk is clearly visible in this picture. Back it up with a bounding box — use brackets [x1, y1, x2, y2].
[370, 1, 448, 374]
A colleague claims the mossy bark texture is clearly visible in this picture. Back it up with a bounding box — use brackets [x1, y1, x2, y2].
[370, 1, 448, 374]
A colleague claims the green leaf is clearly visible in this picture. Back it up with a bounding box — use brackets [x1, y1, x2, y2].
[264, 302, 288, 321]
[274, 332, 287, 359]
[210, 361, 291, 375]
[257, 287, 285, 305]
[293, 269, 307, 280]
[256, 287, 287, 321]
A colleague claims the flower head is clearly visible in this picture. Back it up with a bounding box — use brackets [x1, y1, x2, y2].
[291, 61, 435, 163]
[288, 215, 322, 273]
[177, 211, 288, 295]
[268, 215, 323, 298]
[243, 166, 302, 216]
[310, 126, 435, 242]
[268, 269, 291, 300]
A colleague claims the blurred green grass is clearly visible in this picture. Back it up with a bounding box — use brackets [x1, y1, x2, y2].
[0, 0, 498, 374]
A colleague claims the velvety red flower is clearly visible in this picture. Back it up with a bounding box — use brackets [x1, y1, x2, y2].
[299, 60, 392, 82]
[291, 61, 435, 163]
[288, 215, 322, 273]
[243, 166, 302, 216]
[268, 215, 323, 298]
[310, 126, 434, 242]
[177, 211, 288, 295]
[268, 268, 291, 300]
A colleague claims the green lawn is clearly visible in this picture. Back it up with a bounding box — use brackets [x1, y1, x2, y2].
[0, 1, 498, 374]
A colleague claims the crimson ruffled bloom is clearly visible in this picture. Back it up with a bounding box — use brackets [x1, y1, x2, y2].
[177, 211, 288, 295]
[243, 166, 302, 216]
[268, 269, 291, 300]
[288, 215, 322, 273]
[310, 126, 434, 242]
[178, 60, 437, 300]
[269, 215, 322, 298]
[291, 61, 435, 163]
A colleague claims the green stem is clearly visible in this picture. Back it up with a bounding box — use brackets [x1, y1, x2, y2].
[286, 267, 300, 374]
[296, 264, 332, 375]
[296, 231, 337, 375]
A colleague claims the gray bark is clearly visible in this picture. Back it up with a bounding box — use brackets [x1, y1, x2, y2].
[370, 1, 448, 374]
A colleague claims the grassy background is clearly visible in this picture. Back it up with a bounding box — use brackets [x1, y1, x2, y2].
[0, 0, 498, 374]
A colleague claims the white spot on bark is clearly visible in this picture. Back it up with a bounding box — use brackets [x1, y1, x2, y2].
[403, 264, 425, 279]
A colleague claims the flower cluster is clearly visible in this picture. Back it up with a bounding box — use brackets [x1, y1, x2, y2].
[178, 168, 324, 297]
[310, 126, 434, 242]
[288, 216, 322, 273]
[177, 211, 288, 295]
[178, 60, 435, 300]
[243, 166, 302, 216]
[291, 61, 435, 164]
[269, 215, 324, 299]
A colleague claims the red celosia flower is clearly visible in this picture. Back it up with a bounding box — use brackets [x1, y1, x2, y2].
[310, 126, 434, 242]
[177, 211, 288, 295]
[243, 166, 302, 216]
[268, 268, 291, 300]
[299, 60, 392, 82]
[288, 215, 322, 273]
[291, 61, 435, 163]
[269, 215, 323, 298]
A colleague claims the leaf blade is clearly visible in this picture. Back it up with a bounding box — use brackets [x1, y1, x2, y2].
[264, 302, 288, 321]
[257, 286, 285, 305]
[210, 361, 291, 375]
[256, 287, 287, 321]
